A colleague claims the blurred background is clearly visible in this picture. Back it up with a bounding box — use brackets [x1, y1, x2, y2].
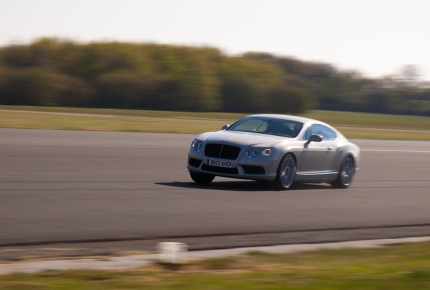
[0, 0, 429, 116]
[1, 2, 430, 286]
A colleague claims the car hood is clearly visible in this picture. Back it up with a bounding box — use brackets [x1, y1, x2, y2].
[197, 131, 291, 147]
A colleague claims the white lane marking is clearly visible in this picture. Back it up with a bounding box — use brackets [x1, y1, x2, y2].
[362, 149, 430, 153]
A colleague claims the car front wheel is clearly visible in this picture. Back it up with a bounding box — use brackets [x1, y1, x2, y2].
[331, 156, 355, 188]
[274, 154, 296, 190]
[190, 172, 215, 184]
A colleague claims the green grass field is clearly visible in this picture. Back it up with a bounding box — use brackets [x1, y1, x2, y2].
[2, 241, 430, 289]
[1, 106, 430, 140]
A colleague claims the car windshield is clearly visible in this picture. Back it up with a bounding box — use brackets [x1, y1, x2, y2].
[227, 117, 303, 138]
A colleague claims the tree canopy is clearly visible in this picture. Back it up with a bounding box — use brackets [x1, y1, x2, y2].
[1, 38, 429, 116]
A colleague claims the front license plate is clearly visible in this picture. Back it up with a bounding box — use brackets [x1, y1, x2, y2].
[208, 159, 232, 168]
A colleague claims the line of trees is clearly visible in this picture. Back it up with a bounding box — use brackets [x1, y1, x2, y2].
[1, 38, 429, 116]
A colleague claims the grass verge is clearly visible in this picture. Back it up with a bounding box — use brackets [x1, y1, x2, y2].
[1, 106, 430, 140]
[1, 241, 430, 289]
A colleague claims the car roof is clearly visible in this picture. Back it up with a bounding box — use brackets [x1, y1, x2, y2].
[247, 114, 316, 124]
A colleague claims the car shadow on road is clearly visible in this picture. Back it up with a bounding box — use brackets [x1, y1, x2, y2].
[156, 181, 331, 192]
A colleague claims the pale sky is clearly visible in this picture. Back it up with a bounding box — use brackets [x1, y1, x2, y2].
[1, 0, 429, 80]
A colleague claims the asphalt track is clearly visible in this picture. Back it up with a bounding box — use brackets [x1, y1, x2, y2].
[1, 129, 430, 251]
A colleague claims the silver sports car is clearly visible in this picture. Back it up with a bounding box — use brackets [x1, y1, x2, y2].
[187, 114, 360, 189]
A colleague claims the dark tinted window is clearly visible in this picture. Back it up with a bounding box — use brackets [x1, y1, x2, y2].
[228, 117, 303, 138]
[302, 124, 337, 141]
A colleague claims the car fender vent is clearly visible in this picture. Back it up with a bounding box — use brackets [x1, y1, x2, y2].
[242, 165, 266, 174]
[188, 158, 202, 168]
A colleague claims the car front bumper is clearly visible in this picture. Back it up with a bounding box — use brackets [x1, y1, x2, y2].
[187, 155, 278, 181]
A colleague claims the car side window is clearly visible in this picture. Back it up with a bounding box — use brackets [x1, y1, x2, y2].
[302, 124, 337, 141]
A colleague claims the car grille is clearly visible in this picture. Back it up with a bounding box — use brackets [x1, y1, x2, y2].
[201, 164, 239, 174]
[204, 144, 241, 160]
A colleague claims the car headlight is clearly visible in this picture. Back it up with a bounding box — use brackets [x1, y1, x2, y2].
[245, 148, 259, 158]
[262, 148, 272, 156]
[191, 139, 204, 152]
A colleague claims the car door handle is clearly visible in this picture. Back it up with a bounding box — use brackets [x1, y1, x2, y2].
[327, 146, 333, 150]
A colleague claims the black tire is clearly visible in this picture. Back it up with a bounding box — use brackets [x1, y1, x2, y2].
[331, 156, 355, 188]
[274, 154, 296, 190]
[190, 172, 215, 184]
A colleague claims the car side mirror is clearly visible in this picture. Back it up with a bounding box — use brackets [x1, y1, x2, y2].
[304, 134, 323, 147]
[221, 124, 230, 130]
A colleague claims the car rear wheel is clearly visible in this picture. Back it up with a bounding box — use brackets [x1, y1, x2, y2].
[274, 154, 296, 190]
[190, 172, 215, 184]
[331, 156, 355, 188]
